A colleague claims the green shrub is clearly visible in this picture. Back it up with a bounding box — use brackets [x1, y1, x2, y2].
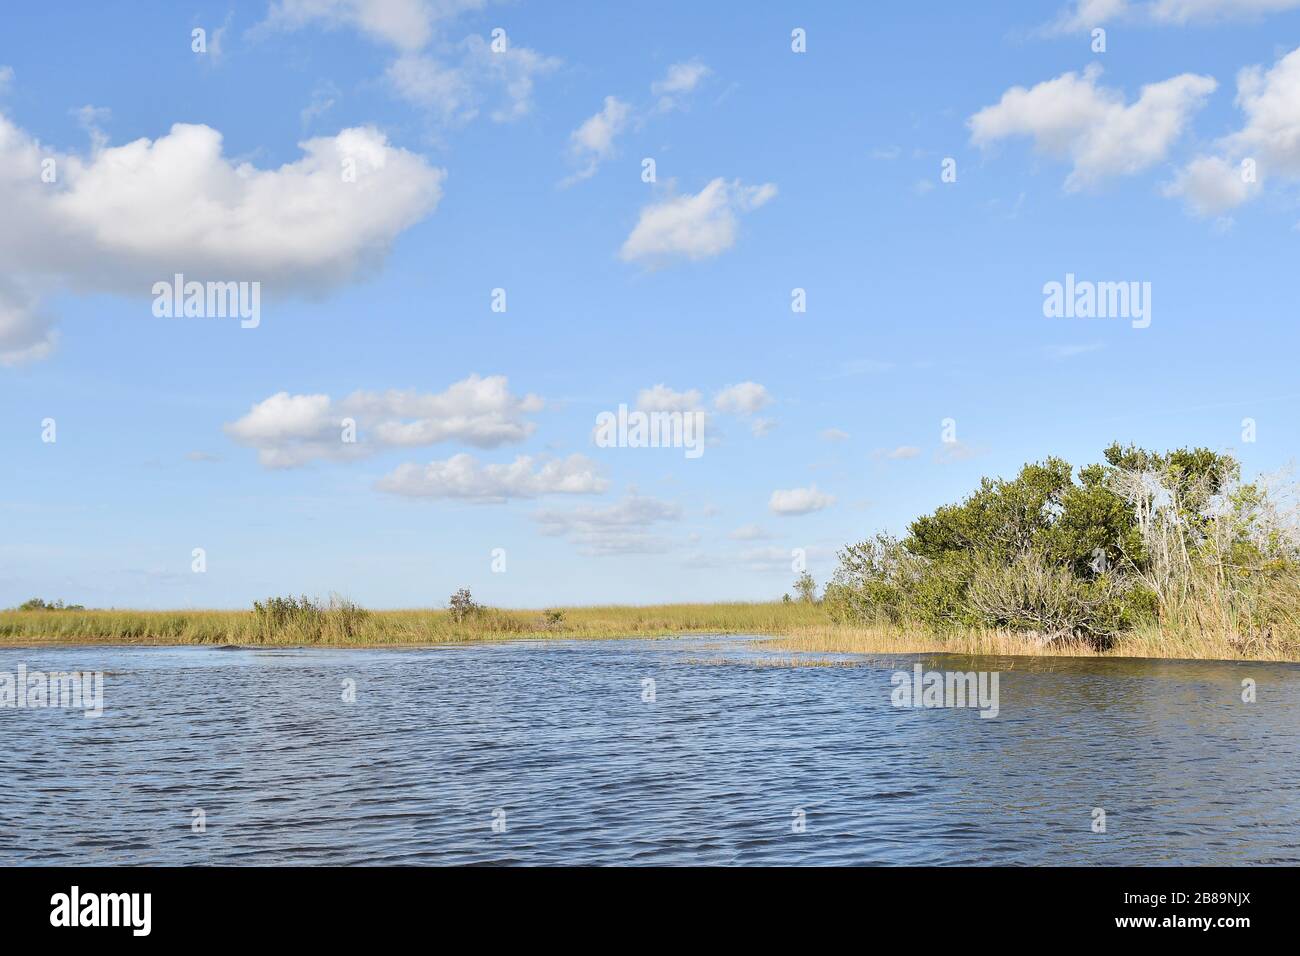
[824, 443, 1290, 644]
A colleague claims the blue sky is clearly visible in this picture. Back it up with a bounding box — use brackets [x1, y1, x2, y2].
[3, 0, 1300, 609]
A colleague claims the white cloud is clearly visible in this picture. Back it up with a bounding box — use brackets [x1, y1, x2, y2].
[260, 0, 485, 51]
[619, 177, 776, 265]
[377, 453, 606, 501]
[533, 493, 682, 554]
[1152, 0, 1300, 20]
[472, 36, 561, 122]
[0, 113, 443, 364]
[651, 59, 710, 111]
[1162, 45, 1300, 215]
[0, 281, 56, 367]
[1223, 46, 1300, 177]
[0, 66, 13, 94]
[387, 36, 559, 122]
[750, 417, 777, 437]
[769, 485, 835, 516]
[821, 428, 850, 442]
[224, 374, 542, 468]
[387, 54, 473, 120]
[969, 64, 1216, 190]
[636, 384, 703, 412]
[1051, 0, 1300, 29]
[713, 381, 772, 416]
[566, 96, 632, 182]
[728, 524, 770, 540]
[260, 4, 558, 125]
[1163, 154, 1258, 214]
[301, 81, 341, 128]
[1046, 0, 1131, 32]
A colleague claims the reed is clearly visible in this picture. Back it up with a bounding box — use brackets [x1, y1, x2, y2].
[0, 600, 829, 647]
[2, 598, 1296, 660]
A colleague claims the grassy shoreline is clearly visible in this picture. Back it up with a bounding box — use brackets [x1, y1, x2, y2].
[2, 601, 1297, 662]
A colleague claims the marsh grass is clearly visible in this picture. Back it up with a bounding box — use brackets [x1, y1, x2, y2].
[0, 600, 829, 647]
[2, 597, 1295, 660]
[768, 619, 1299, 662]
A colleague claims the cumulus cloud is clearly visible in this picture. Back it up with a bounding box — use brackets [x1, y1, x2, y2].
[376, 453, 606, 501]
[651, 59, 711, 112]
[1162, 45, 1300, 215]
[224, 374, 542, 468]
[533, 493, 682, 554]
[0, 110, 443, 364]
[619, 178, 776, 265]
[713, 381, 772, 416]
[769, 485, 835, 516]
[565, 96, 632, 182]
[821, 428, 850, 442]
[969, 64, 1216, 190]
[1222, 46, 1300, 176]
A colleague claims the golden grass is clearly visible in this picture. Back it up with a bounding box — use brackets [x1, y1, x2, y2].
[767, 621, 1300, 662]
[2, 600, 1296, 661]
[0, 601, 829, 647]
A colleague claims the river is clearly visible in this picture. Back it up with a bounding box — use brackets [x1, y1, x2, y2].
[1, 639, 1296, 865]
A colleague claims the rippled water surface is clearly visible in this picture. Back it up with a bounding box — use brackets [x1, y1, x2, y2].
[2, 638, 1298, 865]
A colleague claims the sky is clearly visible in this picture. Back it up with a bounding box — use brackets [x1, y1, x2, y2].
[3, 0, 1300, 609]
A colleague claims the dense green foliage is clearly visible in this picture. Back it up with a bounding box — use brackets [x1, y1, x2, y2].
[824, 444, 1294, 647]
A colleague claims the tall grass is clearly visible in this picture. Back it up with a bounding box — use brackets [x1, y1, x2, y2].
[3, 596, 1296, 660]
[0, 600, 831, 647]
[766, 620, 1298, 662]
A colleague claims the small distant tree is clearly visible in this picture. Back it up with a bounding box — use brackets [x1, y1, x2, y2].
[448, 587, 483, 623]
[18, 598, 84, 611]
[794, 572, 818, 604]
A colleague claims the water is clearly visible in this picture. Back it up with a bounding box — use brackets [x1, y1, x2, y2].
[2, 638, 1298, 865]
